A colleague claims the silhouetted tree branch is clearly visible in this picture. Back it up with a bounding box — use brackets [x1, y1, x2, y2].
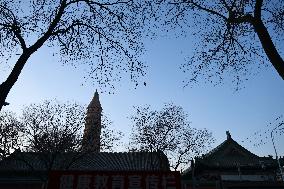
[148, 0, 284, 88]
[0, 110, 23, 160]
[128, 103, 215, 171]
[0, 0, 146, 111]
[21, 100, 84, 154]
[21, 100, 122, 153]
[100, 113, 124, 152]
[245, 115, 284, 148]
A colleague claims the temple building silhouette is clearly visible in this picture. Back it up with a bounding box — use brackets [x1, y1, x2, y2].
[0, 91, 170, 189]
[182, 131, 284, 189]
[0, 92, 283, 189]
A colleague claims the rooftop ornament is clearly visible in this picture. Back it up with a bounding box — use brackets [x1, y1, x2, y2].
[226, 131, 231, 140]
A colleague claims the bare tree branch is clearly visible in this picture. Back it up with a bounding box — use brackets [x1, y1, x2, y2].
[0, 0, 146, 111]
[128, 103, 215, 171]
[148, 0, 284, 88]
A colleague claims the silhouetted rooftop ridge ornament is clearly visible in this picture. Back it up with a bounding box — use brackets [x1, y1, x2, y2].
[226, 130, 231, 140]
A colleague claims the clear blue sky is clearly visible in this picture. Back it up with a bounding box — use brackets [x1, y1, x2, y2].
[1, 25, 284, 158]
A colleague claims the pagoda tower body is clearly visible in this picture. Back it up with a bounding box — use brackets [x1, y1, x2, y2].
[82, 90, 102, 152]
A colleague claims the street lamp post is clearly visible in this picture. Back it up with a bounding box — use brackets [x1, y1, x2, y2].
[270, 123, 284, 182]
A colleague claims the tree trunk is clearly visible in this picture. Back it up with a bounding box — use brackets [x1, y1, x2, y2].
[252, 18, 284, 80]
[0, 2, 67, 112]
[0, 52, 31, 111]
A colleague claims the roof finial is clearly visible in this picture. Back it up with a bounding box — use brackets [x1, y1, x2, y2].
[226, 131, 231, 140]
[94, 89, 99, 96]
[87, 90, 101, 109]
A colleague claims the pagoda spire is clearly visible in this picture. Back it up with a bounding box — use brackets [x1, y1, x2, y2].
[88, 89, 101, 108]
[82, 90, 102, 152]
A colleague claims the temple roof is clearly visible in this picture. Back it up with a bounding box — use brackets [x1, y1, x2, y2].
[194, 131, 279, 169]
[0, 151, 170, 172]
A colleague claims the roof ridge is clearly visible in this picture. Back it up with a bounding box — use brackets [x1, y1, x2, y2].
[200, 137, 259, 160]
[0, 151, 170, 171]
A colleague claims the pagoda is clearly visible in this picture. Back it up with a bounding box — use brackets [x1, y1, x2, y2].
[82, 90, 102, 152]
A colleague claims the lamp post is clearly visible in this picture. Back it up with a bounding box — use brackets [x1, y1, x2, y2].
[270, 122, 284, 182]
